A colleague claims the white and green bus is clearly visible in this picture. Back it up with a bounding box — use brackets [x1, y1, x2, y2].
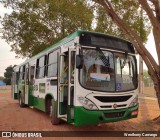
[12, 30, 138, 126]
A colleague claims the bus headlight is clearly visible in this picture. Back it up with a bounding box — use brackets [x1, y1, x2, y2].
[129, 95, 138, 107]
[78, 96, 98, 110]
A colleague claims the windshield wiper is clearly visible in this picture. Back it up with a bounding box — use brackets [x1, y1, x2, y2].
[96, 47, 110, 68]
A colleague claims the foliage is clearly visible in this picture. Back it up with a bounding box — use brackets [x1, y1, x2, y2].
[0, 76, 4, 81]
[143, 70, 153, 87]
[95, 0, 151, 43]
[138, 70, 153, 87]
[0, 0, 93, 57]
[0, 0, 151, 58]
[4, 65, 16, 85]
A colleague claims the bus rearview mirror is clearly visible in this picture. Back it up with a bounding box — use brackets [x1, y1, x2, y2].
[76, 55, 83, 69]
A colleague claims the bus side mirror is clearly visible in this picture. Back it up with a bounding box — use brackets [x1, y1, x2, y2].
[76, 55, 83, 69]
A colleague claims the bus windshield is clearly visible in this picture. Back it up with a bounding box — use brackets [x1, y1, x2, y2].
[79, 48, 137, 92]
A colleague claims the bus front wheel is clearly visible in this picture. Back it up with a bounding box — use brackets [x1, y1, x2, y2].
[50, 99, 60, 125]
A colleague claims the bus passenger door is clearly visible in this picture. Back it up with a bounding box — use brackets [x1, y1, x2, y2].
[24, 64, 29, 104]
[11, 72, 18, 99]
[57, 49, 76, 121]
[57, 52, 68, 118]
[68, 48, 76, 121]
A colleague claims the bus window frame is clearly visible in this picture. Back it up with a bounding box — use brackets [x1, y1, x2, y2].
[46, 48, 60, 78]
[78, 47, 138, 93]
[35, 55, 47, 79]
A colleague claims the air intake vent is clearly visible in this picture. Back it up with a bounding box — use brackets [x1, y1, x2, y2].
[100, 105, 112, 108]
[94, 95, 132, 103]
[100, 104, 127, 109]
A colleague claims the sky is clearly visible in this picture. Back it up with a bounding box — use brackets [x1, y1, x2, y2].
[143, 31, 158, 69]
[0, 3, 158, 77]
[0, 4, 25, 77]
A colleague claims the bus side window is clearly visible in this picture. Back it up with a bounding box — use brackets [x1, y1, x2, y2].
[30, 66, 35, 84]
[47, 49, 60, 77]
[26, 68, 29, 85]
[36, 59, 39, 78]
[19, 68, 21, 81]
[16, 72, 19, 84]
[22, 65, 25, 80]
[36, 56, 46, 78]
[19, 66, 24, 81]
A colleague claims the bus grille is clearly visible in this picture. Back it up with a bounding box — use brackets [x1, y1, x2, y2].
[94, 95, 132, 103]
[104, 111, 125, 118]
[100, 104, 127, 109]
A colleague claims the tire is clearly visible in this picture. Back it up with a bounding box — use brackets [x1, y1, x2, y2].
[19, 93, 25, 107]
[46, 99, 51, 114]
[50, 99, 60, 125]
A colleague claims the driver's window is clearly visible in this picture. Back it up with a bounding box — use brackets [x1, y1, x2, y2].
[116, 57, 121, 75]
[30, 66, 35, 84]
[122, 59, 130, 75]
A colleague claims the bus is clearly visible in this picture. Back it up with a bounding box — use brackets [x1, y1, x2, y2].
[12, 30, 138, 126]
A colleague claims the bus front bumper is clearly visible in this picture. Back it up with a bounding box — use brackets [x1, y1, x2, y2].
[74, 104, 138, 126]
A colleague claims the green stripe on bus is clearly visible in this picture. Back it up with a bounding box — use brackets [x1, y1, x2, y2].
[74, 105, 138, 126]
[34, 97, 46, 112]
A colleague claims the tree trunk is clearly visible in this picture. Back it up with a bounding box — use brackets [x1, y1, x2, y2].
[152, 27, 160, 115]
[153, 84, 160, 123]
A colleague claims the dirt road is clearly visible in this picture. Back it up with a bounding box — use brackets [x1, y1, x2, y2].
[0, 90, 159, 140]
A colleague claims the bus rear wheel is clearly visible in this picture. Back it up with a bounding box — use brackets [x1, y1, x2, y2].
[19, 93, 25, 107]
[50, 99, 60, 125]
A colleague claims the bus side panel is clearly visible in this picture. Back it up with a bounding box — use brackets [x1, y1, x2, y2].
[33, 96, 46, 112]
[12, 83, 18, 100]
[28, 84, 34, 106]
[12, 72, 19, 100]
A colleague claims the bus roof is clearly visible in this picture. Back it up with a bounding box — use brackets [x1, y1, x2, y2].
[14, 30, 132, 70]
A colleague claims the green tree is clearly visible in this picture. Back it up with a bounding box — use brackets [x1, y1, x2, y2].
[0, 76, 4, 81]
[95, 1, 151, 42]
[0, 0, 93, 57]
[143, 70, 153, 87]
[4, 65, 16, 85]
[93, 0, 160, 122]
